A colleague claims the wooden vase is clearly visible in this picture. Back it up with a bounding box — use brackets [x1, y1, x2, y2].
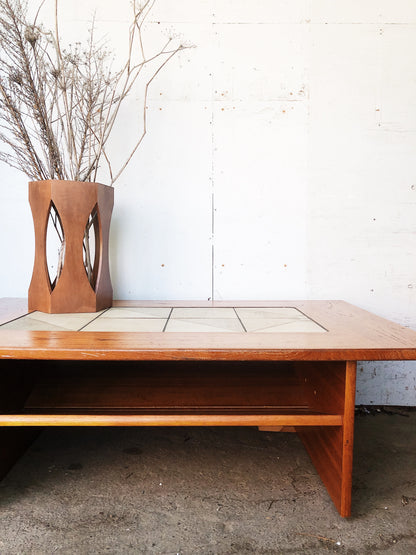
[28, 180, 114, 313]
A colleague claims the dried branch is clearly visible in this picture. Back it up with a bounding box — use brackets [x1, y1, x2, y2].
[111, 46, 185, 185]
[0, 0, 191, 286]
[0, 0, 190, 184]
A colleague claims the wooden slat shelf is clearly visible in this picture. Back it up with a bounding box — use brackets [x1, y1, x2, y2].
[21, 406, 324, 414]
[12, 363, 343, 427]
[0, 413, 343, 427]
[1, 359, 343, 427]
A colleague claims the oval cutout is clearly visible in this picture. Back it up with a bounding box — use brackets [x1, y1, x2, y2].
[46, 201, 65, 290]
[83, 204, 99, 291]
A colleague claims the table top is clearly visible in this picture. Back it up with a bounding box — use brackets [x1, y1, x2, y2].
[0, 299, 416, 361]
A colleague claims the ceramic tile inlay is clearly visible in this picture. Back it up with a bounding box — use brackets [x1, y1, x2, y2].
[242, 318, 326, 333]
[0, 306, 327, 333]
[82, 318, 167, 332]
[1, 316, 71, 331]
[0, 311, 103, 331]
[165, 318, 244, 333]
[171, 307, 237, 319]
[102, 307, 171, 319]
[235, 307, 308, 320]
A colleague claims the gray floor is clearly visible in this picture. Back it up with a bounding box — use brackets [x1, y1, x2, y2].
[0, 411, 415, 554]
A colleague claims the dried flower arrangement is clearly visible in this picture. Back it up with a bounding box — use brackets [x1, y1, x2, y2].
[0, 0, 189, 301]
[0, 0, 187, 184]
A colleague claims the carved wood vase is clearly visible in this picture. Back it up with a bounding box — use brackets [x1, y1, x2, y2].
[28, 180, 114, 313]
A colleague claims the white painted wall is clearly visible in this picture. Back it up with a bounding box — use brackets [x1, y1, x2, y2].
[0, 0, 415, 405]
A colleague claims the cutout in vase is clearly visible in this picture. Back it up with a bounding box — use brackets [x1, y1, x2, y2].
[46, 201, 65, 290]
[83, 204, 100, 291]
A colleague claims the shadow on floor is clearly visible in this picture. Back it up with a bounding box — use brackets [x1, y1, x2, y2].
[0, 413, 415, 554]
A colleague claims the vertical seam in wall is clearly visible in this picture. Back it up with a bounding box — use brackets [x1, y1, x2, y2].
[306, 7, 312, 299]
[210, 3, 215, 301]
[376, 21, 383, 129]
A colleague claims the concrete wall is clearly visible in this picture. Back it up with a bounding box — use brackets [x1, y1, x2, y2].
[0, 0, 415, 404]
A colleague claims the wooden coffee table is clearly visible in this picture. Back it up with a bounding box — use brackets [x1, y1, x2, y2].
[1, 299, 415, 517]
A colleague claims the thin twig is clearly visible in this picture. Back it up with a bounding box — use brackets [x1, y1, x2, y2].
[111, 46, 185, 184]
[0, 0, 190, 184]
[0, 0, 191, 283]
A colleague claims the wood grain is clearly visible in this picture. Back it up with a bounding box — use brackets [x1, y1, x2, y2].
[340, 361, 357, 517]
[23, 361, 304, 410]
[0, 299, 413, 517]
[1, 300, 415, 361]
[296, 361, 357, 517]
[28, 180, 113, 313]
[0, 414, 343, 427]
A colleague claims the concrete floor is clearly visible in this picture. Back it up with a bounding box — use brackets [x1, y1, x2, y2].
[0, 410, 415, 554]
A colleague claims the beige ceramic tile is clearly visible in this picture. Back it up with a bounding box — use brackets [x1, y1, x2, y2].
[166, 318, 244, 333]
[171, 307, 237, 319]
[235, 307, 308, 320]
[242, 318, 293, 332]
[1, 315, 71, 331]
[101, 307, 172, 319]
[243, 318, 326, 333]
[24, 311, 103, 330]
[82, 318, 167, 332]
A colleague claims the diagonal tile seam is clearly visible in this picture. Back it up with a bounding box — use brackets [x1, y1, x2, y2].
[101, 307, 171, 319]
[0, 310, 35, 328]
[165, 318, 245, 333]
[162, 308, 173, 332]
[12, 318, 72, 332]
[291, 307, 329, 332]
[82, 318, 167, 332]
[29, 310, 104, 325]
[0, 306, 327, 333]
[78, 307, 112, 331]
[242, 319, 301, 333]
[244, 320, 327, 333]
[233, 307, 247, 332]
[0, 315, 76, 331]
[250, 323, 303, 333]
[234, 308, 309, 320]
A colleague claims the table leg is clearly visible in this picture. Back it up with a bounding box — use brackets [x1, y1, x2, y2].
[296, 361, 357, 517]
[0, 361, 40, 480]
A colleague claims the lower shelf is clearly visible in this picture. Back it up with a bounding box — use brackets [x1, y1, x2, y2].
[0, 360, 345, 427]
[0, 412, 343, 427]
